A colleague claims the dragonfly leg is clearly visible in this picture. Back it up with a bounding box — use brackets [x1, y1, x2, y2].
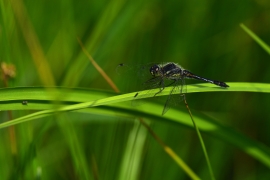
[154, 79, 165, 96]
[154, 79, 176, 97]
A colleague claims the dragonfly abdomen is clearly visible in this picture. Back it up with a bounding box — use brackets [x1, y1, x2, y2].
[183, 70, 229, 87]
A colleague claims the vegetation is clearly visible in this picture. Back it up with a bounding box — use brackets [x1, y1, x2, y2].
[1, 0, 270, 179]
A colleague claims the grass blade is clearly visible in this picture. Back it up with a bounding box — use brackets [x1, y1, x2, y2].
[240, 23, 270, 55]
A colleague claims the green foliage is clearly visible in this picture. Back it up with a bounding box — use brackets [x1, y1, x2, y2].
[1, 0, 270, 179]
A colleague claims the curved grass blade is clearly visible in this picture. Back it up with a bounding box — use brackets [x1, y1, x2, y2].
[0, 82, 269, 111]
[0, 83, 269, 169]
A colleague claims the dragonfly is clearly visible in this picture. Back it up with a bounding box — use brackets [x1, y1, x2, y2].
[117, 62, 229, 115]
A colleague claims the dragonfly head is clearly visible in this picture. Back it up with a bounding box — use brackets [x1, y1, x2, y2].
[149, 64, 160, 76]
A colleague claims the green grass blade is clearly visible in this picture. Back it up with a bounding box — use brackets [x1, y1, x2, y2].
[0, 82, 269, 113]
[240, 23, 270, 55]
[183, 98, 215, 180]
[0, 83, 270, 169]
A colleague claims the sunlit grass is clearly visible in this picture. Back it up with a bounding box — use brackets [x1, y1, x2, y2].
[1, 0, 270, 179]
[0, 83, 270, 172]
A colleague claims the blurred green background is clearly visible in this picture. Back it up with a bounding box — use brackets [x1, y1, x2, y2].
[1, 0, 270, 179]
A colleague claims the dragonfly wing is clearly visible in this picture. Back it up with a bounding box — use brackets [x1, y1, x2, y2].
[162, 78, 186, 115]
[116, 62, 161, 92]
[162, 81, 178, 115]
[116, 62, 170, 111]
[135, 76, 164, 99]
[181, 78, 187, 94]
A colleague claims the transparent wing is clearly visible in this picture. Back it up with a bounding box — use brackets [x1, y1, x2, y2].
[116, 62, 166, 108]
[162, 78, 186, 115]
[180, 77, 187, 94]
[137, 76, 164, 97]
[116, 62, 164, 93]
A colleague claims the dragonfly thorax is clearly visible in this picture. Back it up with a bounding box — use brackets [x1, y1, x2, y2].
[149, 63, 184, 80]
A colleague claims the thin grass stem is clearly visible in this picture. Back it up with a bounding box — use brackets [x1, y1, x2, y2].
[183, 94, 216, 180]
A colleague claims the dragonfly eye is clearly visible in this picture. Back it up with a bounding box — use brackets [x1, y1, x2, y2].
[150, 65, 159, 76]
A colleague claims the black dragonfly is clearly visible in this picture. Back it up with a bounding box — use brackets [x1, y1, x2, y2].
[117, 62, 229, 115]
